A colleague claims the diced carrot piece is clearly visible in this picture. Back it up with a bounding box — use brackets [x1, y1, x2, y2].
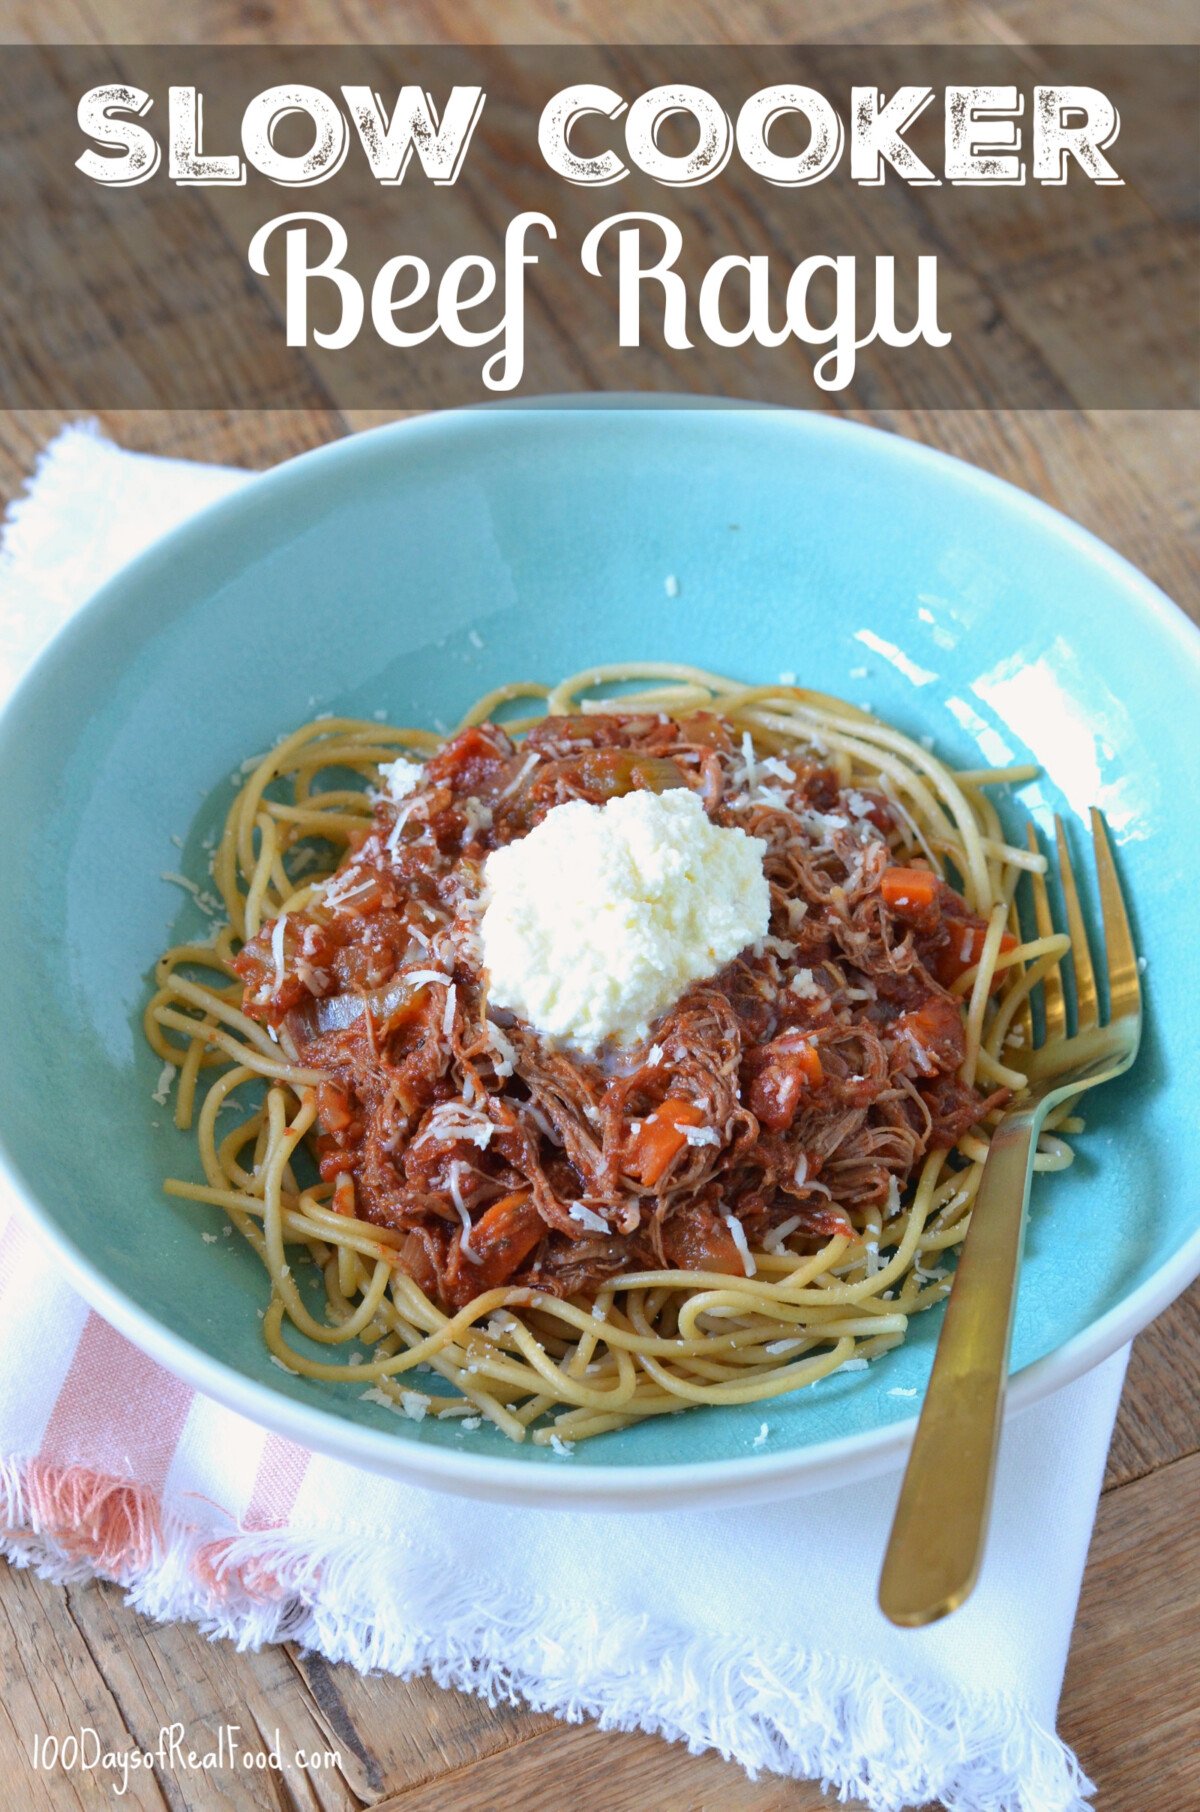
[748, 1067, 801, 1132]
[880, 866, 942, 929]
[444, 1190, 545, 1307]
[891, 995, 966, 1074]
[747, 1036, 824, 1132]
[789, 1039, 824, 1087]
[661, 1203, 745, 1274]
[934, 923, 1018, 991]
[627, 1099, 706, 1187]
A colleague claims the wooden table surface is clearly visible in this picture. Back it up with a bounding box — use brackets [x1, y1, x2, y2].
[0, 4, 1197, 1809]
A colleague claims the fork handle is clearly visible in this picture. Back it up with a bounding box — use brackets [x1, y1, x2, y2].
[878, 1107, 1043, 1626]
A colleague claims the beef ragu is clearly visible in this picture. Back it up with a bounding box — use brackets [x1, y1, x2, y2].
[234, 711, 1007, 1313]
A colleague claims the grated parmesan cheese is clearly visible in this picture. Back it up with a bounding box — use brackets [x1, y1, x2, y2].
[762, 1214, 802, 1254]
[384, 794, 427, 857]
[379, 755, 424, 801]
[568, 1202, 610, 1234]
[360, 1385, 430, 1421]
[160, 871, 223, 918]
[499, 751, 540, 800]
[485, 1018, 518, 1077]
[414, 1102, 494, 1151]
[461, 795, 494, 837]
[722, 1212, 756, 1277]
[445, 1163, 480, 1263]
[271, 914, 287, 991]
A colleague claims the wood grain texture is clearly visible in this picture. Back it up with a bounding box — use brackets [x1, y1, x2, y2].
[1061, 1451, 1200, 1808]
[0, 3, 1197, 1809]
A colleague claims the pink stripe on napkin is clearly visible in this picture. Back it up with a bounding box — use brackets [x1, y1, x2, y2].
[243, 1432, 311, 1532]
[39, 1312, 193, 1485]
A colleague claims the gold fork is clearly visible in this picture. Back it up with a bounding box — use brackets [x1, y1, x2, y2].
[878, 809, 1142, 1628]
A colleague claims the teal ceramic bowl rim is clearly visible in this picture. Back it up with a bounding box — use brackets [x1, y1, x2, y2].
[1, 401, 1197, 1510]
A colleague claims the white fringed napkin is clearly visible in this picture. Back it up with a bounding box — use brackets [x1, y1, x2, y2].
[0, 423, 1126, 1812]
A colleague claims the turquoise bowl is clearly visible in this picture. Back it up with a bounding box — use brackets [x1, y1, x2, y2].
[0, 405, 1197, 1509]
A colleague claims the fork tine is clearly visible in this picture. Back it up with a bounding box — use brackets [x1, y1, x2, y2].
[1026, 824, 1066, 1042]
[1090, 808, 1141, 1021]
[1010, 983, 1034, 1057]
[1055, 815, 1099, 1030]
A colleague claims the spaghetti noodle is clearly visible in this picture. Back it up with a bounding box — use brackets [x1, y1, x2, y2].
[145, 664, 1074, 1446]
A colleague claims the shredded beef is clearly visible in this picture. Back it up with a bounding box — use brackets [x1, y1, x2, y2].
[234, 711, 1007, 1308]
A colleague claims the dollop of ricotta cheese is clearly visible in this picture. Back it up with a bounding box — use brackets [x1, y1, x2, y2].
[479, 787, 769, 1052]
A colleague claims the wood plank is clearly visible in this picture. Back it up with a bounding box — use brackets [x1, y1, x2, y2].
[371, 1719, 855, 1812]
[1060, 1449, 1200, 1808]
[0, 0, 1052, 48]
[1106, 1284, 1200, 1488]
[283, 1645, 556, 1800]
[47, 1576, 358, 1812]
[985, 0, 1200, 45]
[0, 1561, 169, 1810]
[1086, 409, 1200, 546]
[5, 0, 1193, 49]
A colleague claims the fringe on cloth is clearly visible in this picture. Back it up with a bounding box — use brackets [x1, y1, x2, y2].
[0, 1452, 1094, 1812]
